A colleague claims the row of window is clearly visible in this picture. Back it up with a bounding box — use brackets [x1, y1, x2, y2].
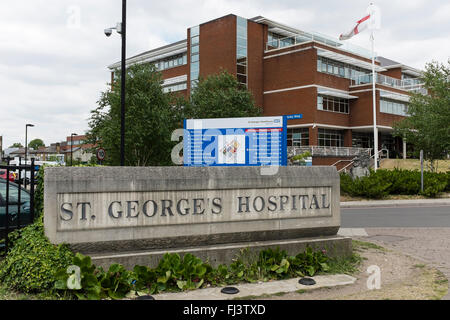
[287, 128, 404, 150]
[318, 129, 344, 147]
[162, 82, 187, 93]
[190, 25, 200, 91]
[317, 95, 349, 114]
[69, 140, 84, 146]
[236, 16, 248, 87]
[317, 57, 370, 81]
[154, 54, 187, 71]
[380, 99, 408, 116]
[288, 128, 344, 147]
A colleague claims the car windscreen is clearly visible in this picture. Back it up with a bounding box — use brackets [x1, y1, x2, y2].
[0, 181, 30, 205]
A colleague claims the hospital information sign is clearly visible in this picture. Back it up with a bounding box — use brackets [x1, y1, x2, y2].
[183, 116, 287, 167]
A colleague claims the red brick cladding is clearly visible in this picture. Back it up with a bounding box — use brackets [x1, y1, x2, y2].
[161, 64, 188, 80]
[247, 20, 265, 109]
[263, 47, 316, 92]
[263, 87, 316, 122]
[199, 15, 236, 80]
[380, 67, 402, 79]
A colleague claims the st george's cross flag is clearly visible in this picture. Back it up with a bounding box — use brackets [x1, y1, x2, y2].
[339, 14, 371, 40]
[339, 4, 381, 40]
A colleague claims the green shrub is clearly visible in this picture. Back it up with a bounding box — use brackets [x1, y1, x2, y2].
[340, 169, 449, 199]
[0, 219, 75, 294]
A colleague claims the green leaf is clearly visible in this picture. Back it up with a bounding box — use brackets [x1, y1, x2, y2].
[177, 280, 187, 290]
[195, 279, 204, 289]
[307, 266, 316, 277]
[54, 279, 67, 290]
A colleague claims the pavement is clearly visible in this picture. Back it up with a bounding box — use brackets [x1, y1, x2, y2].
[150, 274, 357, 300]
[339, 196, 450, 300]
[341, 198, 450, 208]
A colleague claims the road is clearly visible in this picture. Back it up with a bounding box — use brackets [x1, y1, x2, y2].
[342, 205, 450, 227]
[340, 203, 450, 299]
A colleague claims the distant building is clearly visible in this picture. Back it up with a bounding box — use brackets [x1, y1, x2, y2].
[60, 135, 95, 164]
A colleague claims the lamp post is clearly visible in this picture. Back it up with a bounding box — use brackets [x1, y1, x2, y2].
[105, 0, 126, 166]
[25, 124, 34, 164]
[70, 133, 77, 166]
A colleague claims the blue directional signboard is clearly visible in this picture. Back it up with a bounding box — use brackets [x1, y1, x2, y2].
[183, 116, 287, 167]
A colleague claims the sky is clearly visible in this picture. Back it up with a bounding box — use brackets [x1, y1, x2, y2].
[1, 0, 449, 149]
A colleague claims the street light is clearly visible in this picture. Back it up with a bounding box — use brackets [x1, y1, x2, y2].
[25, 124, 34, 164]
[105, 0, 127, 166]
[71, 133, 77, 166]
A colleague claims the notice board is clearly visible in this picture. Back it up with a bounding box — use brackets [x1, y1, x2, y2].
[183, 116, 287, 167]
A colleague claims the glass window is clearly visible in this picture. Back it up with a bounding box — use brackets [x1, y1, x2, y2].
[237, 64, 246, 75]
[237, 37, 247, 48]
[236, 16, 247, 88]
[190, 25, 199, 37]
[327, 64, 333, 73]
[191, 36, 199, 46]
[287, 128, 309, 147]
[237, 74, 247, 85]
[191, 54, 199, 63]
[317, 96, 323, 110]
[318, 95, 349, 114]
[333, 65, 339, 75]
[318, 129, 344, 147]
[317, 59, 322, 72]
[191, 45, 199, 54]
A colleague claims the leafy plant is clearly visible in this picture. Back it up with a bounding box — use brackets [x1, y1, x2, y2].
[153, 253, 212, 292]
[290, 246, 329, 277]
[0, 220, 74, 294]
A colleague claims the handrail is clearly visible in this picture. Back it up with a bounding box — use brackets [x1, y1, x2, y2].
[337, 148, 388, 173]
[351, 73, 424, 91]
[331, 159, 354, 167]
[339, 161, 356, 173]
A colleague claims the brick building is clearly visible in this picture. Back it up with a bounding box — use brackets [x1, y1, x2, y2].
[108, 14, 424, 168]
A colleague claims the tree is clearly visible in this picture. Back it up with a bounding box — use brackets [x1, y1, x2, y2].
[10, 143, 23, 148]
[393, 60, 450, 171]
[28, 138, 45, 150]
[87, 63, 183, 166]
[184, 71, 262, 119]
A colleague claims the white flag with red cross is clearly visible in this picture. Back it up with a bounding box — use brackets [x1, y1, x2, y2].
[339, 3, 381, 40]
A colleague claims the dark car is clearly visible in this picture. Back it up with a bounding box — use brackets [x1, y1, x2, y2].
[0, 179, 32, 236]
[0, 169, 16, 182]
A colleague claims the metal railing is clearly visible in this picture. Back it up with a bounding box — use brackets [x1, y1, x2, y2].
[351, 73, 425, 93]
[335, 148, 390, 173]
[288, 146, 371, 158]
[0, 157, 37, 255]
[266, 33, 373, 58]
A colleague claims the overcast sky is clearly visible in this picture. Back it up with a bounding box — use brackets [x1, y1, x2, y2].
[1, 0, 449, 149]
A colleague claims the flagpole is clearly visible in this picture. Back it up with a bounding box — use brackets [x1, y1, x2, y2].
[371, 29, 378, 171]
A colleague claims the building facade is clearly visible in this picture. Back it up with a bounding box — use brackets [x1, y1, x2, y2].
[60, 135, 95, 164]
[108, 14, 424, 167]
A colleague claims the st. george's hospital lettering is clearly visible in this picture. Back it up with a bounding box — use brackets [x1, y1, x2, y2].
[58, 192, 331, 223]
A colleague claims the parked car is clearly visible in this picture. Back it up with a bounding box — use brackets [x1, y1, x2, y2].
[0, 179, 32, 237]
[0, 169, 16, 182]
